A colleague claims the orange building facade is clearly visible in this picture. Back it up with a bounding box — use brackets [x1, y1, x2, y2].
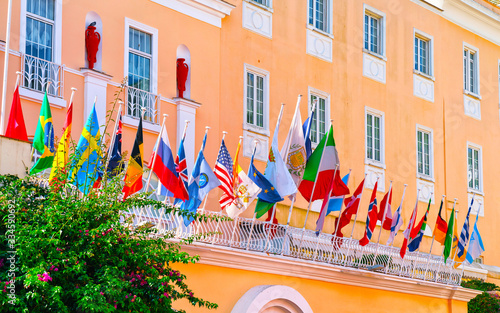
[3, 0, 500, 311]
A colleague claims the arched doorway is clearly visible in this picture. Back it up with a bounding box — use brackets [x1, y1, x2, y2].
[231, 285, 313, 313]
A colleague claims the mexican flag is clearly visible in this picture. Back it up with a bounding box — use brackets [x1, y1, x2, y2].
[298, 125, 339, 202]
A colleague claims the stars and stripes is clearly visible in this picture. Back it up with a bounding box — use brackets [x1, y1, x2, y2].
[214, 139, 234, 209]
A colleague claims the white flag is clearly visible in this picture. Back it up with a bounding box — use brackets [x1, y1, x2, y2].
[226, 165, 261, 219]
[281, 96, 307, 188]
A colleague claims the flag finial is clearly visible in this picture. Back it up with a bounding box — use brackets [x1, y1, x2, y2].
[163, 113, 168, 118]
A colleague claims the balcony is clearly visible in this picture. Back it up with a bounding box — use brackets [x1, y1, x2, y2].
[125, 85, 160, 125]
[128, 206, 465, 286]
[21, 53, 64, 98]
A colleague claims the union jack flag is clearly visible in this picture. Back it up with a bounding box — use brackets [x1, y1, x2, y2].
[214, 139, 234, 209]
[175, 137, 189, 189]
[359, 181, 378, 246]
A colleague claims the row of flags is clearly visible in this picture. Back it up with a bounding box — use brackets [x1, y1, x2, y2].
[3, 85, 485, 265]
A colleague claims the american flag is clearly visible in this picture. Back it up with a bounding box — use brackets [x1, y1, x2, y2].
[175, 137, 189, 189]
[214, 139, 234, 209]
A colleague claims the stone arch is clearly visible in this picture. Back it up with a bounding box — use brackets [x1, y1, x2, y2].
[85, 11, 103, 71]
[231, 285, 314, 313]
[176, 44, 191, 99]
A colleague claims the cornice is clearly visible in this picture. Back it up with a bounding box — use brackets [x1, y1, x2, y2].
[150, 0, 235, 28]
[182, 243, 481, 302]
[173, 97, 202, 110]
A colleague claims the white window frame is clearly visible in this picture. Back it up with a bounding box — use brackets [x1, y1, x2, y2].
[463, 42, 480, 98]
[249, 0, 272, 8]
[365, 107, 385, 168]
[124, 18, 158, 95]
[467, 142, 483, 194]
[416, 125, 434, 181]
[413, 29, 434, 79]
[363, 4, 386, 59]
[20, 0, 62, 65]
[308, 0, 333, 35]
[243, 64, 270, 136]
[308, 87, 330, 147]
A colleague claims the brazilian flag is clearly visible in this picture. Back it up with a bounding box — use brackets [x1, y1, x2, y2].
[30, 92, 55, 175]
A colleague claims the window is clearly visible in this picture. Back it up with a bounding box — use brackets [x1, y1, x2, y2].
[467, 145, 482, 192]
[309, 92, 328, 144]
[414, 35, 431, 75]
[125, 21, 159, 124]
[308, 0, 329, 33]
[364, 10, 383, 56]
[365, 110, 383, 164]
[464, 46, 479, 95]
[26, 0, 54, 62]
[244, 65, 269, 132]
[251, 0, 270, 7]
[417, 128, 433, 178]
[246, 72, 264, 128]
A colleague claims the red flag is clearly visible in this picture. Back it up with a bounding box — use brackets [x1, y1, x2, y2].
[5, 86, 28, 141]
[378, 187, 393, 231]
[359, 182, 378, 246]
[330, 170, 350, 197]
[334, 179, 365, 238]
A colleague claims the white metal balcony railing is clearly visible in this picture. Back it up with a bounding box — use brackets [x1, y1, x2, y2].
[126, 85, 160, 125]
[126, 205, 464, 286]
[21, 54, 64, 98]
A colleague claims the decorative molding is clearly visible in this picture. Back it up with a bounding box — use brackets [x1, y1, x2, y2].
[242, 1, 272, 38]
[0, 42, 21, 56]
[365, 164, 385, 192]
[417, 178, 435, 204]
[413, 74, 435, 102]
[306, 28, 333, 62]
[122, 115, 161, 134]
[464, 94, 481, 120]
[181, 243, 481, 302]
[242, 130, 269, 162]
[231, 285, 313, 313]
[468, 193, 484, 217]
[19, 87, 67, 109]
[173, 97, 202, 110]
[149, 0, 235, 28]
[363, 53, 386, 83]
[460, 264, 488, 280]
[412, 0, 500, 46]
[81, 68, 112, 132]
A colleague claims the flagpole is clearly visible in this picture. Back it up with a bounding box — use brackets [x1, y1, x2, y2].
[0, 0, 13, 135]
[327, 168, 351, 264]
[423, 194, 446, 280]
[459, 202, 481, 283]
[201, 131, 228, 214]
[246, 140, 260, 250]
[145, 114, 167, 192]
[349, 175, 373, 239]
[263, 104, 286, 252]
[451, 194, 474, 281]
[410, 192, 432, 279]
[312, 164, 339, 261]
[372, 180, 393, 266]
[384, 184, 407, 274]
[297, 118, 333, 254]
[103, 101, 122, 177]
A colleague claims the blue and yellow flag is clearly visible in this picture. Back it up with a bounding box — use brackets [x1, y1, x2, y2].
[69, 102, 102, 194]
[30, 91, 55, 175]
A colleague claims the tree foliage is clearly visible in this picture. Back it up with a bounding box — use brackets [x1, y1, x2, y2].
[0, 174, 218, 312]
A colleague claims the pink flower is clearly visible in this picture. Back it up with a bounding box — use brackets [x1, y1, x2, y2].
[37, 272, 52, 282]
[54, 268, 58, 271]
[100, 292, 104, 295]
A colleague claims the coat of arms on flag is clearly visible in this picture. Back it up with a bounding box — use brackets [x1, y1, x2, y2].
[286, 144, 306, 174]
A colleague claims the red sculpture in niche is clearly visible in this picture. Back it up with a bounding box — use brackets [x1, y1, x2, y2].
[176, 58, 189, 98]
[85, 22, 100, 70]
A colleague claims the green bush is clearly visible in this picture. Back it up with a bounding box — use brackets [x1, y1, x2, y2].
[462, 279, 500, 292]
[468, 292, 500, 313]
[0, 174, 219, 312]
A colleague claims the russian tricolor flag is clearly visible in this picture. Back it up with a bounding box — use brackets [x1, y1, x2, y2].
[149, 125, 189, 201]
